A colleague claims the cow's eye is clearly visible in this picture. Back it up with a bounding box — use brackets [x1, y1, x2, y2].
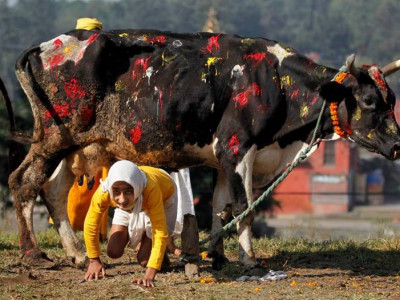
[363, 97, 375, 108]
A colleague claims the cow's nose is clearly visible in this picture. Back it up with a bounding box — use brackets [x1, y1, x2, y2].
[392, 142, 400, 159]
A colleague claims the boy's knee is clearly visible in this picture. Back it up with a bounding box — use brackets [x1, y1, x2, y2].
[138, 259, 148, 268]
[107, 247, 124, 259]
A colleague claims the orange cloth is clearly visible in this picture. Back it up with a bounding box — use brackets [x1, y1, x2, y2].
[67, 167, 109, 239]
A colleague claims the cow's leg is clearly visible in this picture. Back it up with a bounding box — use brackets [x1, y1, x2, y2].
[216, 142, 258, 269]
[8, 149, 62, 264]
[208, 169, 230, 270]
[234, 145, 258, 268]
[41, 160, 86, 266]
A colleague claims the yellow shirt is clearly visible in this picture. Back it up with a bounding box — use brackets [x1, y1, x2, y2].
[84, 166, 174, 270]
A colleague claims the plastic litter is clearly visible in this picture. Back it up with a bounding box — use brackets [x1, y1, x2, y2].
[236, 270, 288, 282]
[260, 270, 288, 281]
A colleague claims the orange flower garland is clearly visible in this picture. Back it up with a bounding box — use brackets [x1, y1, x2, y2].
[329, 71, 352, 139]
[329, 102, 347, 138]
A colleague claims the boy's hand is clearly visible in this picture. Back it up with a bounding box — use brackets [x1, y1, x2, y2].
[85, 257, 106, 281]
[132, 267, 157, 287]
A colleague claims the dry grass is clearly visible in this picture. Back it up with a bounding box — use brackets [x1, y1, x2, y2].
[1, 228, 400, 299]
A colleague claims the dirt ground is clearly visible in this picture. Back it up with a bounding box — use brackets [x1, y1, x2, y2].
[1, 241, 399, 300]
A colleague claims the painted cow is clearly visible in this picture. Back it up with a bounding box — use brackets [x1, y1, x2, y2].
[8, 28, 400, 269]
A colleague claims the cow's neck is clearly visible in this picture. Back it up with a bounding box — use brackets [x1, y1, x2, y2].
[274, 60, 340, 148]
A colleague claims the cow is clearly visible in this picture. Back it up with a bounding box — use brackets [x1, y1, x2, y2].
[6, 28, 400, 270]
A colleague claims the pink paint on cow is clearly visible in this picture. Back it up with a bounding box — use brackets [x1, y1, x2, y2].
[64, 78, 86, 100]
[47, 53, 65, 71]
[228, 134, 240, 155]
[244, 53, 266, 67]
[205, 34, 221, 54]
[130, 121, 142, 144]
[233, 83, 261, 108]
[53, 39, 63, 51]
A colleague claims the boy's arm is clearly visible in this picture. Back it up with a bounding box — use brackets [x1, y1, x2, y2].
[144, 187, 169, 271]
[83, 187, 110, 280]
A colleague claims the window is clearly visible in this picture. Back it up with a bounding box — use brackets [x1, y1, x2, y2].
[323, 142, 336, 165]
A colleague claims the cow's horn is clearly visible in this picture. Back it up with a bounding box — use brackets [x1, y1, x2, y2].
[346, 54, 359, 78]
[382, 59, 400, 77]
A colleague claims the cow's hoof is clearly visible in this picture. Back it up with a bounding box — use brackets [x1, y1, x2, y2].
[21, 248, 55, 269]
[211, 255, 229, 270]
[69, 255, 88, 269]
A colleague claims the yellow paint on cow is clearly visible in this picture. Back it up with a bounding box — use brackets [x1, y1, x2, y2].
[63, 44, 78, 54]
[241, 38, 255, 48]
[161, 51, 178, 66]
[300, 103, 309, 118]
[207, 57, 222, 68]
[119, 33, 128, 37]
[280, 75, 294, 88]
[386, 123, 397, 135]
[367, 129, 375, 139]
[115, 80, 124, 92]
[202, 57, 222, 82]
[353, 107, 362, 121]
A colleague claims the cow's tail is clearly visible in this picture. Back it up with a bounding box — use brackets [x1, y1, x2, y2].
[0, 76, 27, 173]
[15, 45, 44, 143]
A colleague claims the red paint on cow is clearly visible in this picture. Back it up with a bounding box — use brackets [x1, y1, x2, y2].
[310, 96, 318, 105]
[233, 83, 262, 108]
[290, 89, 300, 100]
[64, 78, 87, 100]
[244, 53, 266, 67]
[371, 69, 387, 91]
[151, 36, 166, 45]
[53, 39, 63, 51]
[44, 104, 71, 121]
[130, 121, 142, 144]
[132, 57, 151, 81]
[87, 33, 100, 45]
[48, 53, 65, 71]
[228, 134, 240, 155]
[205, 34, 221, 54]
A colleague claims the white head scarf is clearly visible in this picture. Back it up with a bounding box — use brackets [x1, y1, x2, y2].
[101, 160, 147, 214]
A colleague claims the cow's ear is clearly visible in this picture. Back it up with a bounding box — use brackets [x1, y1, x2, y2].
[319, 81, 347, 103]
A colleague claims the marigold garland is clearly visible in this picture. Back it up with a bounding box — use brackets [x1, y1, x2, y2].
[329, 72, 353, 138]
[329, 102, 347, 138]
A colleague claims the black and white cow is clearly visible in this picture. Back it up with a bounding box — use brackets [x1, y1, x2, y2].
[7, 28, 400, 269]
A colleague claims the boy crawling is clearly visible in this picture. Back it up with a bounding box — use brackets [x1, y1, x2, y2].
[83, 160, 179, 287]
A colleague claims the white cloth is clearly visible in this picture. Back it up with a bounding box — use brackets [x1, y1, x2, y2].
[170, 168, 195, 235]
[101, 160, 147, 247]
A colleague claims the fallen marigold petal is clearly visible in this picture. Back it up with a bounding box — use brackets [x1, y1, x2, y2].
[200, 277, 215, 283]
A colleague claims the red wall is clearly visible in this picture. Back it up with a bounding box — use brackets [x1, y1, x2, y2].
[273, 140, 355, 215]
